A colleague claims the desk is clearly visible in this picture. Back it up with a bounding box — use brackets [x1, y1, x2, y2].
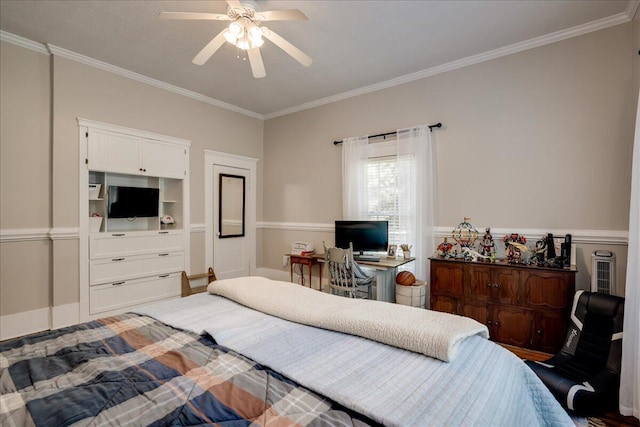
[356, 257, 415, 302]
[288, 253, 323, 291]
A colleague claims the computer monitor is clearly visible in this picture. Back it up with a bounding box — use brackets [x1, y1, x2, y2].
[334, 220, 389, 255]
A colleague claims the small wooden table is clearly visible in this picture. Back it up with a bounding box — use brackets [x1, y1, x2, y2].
[288, 253, 323, 291]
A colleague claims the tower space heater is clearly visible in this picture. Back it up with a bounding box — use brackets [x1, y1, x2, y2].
[591, 250, 616, 295]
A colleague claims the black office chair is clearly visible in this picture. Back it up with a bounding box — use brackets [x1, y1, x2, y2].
[524, 290, 624, 416]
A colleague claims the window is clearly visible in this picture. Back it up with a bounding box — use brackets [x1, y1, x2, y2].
[365, 143, 412, 248]
[342, 125, 434, 279]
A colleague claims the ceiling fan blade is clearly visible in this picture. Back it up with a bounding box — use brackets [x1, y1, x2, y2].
[159, 12, 230, 21]
[192, 30, 227, 65]
[256, 9, 308, 21]
[248, 48, 266, 78]
[262, 27, 313, 67]
[226, 0, 244, 10]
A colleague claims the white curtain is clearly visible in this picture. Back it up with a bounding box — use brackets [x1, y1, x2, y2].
[342, 136, 370, 219]
[620, 90, 640, 418]
[396, 125, 436, 281]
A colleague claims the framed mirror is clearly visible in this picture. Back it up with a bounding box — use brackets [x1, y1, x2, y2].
[218, 173, 245, 238]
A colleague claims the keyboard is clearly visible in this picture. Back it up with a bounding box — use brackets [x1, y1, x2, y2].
[355, 256, 380, 262]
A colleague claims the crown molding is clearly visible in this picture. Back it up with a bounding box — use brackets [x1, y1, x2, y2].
[45, 43, 263, 120]
[0, 30, 262, 120]
[263, 11, 634, 120]
[0, 30, 49, 55]
[3, 1, 635, 123]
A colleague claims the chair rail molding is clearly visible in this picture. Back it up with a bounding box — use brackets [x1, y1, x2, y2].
[0, 227, 80, 242]
[190, 223, 206, 233]
[256, 222, 628, 246]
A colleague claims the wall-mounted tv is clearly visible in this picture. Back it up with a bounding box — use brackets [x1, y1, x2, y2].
[335, 220, 389, 254]
[108, 186, 159, 219]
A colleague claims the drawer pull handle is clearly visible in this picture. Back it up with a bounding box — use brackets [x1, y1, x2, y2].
[158, 253, 169, 257]
[112, 258, 125, 261]
[112, 233, 125, 237]
[158, 274, 170, 278]
[112, 281, 125, 286]
[159, 231, 169, 234]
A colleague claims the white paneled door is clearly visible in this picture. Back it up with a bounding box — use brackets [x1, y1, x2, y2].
[213, 164, 250, 279]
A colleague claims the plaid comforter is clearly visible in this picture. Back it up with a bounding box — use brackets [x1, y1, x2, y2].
[0, 313, 374, 427]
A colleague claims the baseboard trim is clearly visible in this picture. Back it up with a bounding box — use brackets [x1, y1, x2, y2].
[0, 307, 50, 341]
[255, 267, 292, 282]
[51, 302, 80, 330]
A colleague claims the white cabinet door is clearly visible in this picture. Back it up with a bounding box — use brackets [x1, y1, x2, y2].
[88, 129, 142, 174]
[142, 139, 186, 179]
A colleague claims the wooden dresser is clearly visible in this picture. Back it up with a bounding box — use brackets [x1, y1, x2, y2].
[429, 258, 576, 353]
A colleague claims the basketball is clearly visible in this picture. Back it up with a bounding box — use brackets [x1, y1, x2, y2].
[396, 271, 416, 286]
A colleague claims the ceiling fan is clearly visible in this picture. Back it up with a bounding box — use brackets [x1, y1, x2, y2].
[159, 0, 312, 78]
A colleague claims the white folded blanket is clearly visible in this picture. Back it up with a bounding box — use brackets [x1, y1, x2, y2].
[208, 276, 488, 362]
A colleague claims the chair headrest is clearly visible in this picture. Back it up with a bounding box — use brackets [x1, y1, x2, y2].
[581, 291, 624, 317]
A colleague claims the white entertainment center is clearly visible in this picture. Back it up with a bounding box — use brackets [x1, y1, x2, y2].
[78, 119, 190, 321]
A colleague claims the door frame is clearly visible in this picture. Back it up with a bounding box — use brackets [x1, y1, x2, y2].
[204, 150, 258, 276]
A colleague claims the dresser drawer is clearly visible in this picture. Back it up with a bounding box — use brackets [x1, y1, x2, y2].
[89, 272, 180, 315]
[90, 231, 183, 259]
[90, 251, 183, 285]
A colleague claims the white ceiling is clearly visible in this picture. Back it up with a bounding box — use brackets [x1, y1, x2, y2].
[0, 1, 635, 118]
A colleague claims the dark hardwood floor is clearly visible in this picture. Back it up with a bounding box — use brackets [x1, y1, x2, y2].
[500, 344, 639, 427]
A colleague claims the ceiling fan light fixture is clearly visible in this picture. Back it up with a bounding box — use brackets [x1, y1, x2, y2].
[247, 25, 262, 42]
[161, 0, 311, 77]
[223, 30, 237, 44]
[228, 21, 244, 37]
[237, 37, 250, 50]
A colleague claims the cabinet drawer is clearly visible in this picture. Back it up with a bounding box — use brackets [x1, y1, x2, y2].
[89, 272, 180, 315]
[90, 232, 183, 259]
[90, 251, 183, 285]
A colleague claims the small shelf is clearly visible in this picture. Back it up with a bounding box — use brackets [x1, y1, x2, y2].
[89, 198, 104, 201]
[161, 200, 177, 203]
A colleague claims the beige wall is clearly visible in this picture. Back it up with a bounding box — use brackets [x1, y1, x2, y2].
[0, 43, 52, 314]
[1, 19, 636, 318]
[263, 23, 635, 294]
[0, 40, 263, 316]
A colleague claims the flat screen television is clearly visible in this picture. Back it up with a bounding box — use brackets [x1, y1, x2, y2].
[335, 220, 389, 255]
[108, 186, 159, 219]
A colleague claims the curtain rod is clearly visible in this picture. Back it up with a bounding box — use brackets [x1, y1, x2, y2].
[333, 123, 442, 146]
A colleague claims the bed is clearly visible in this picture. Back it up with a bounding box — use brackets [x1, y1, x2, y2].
[1, 276, 575, 426]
